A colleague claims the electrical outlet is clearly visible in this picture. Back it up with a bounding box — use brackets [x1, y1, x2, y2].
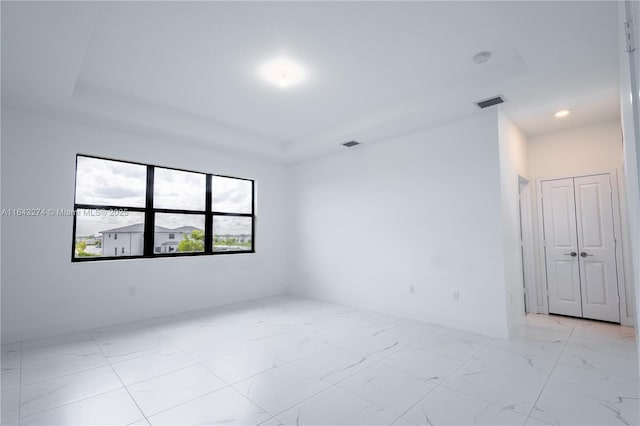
[409, 285, 415, 295]
[129, 286, 136, 297]
[453, 290, 459, 301]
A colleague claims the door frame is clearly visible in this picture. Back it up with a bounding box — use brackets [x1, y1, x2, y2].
[518, 176, 537, 314]
[535, 169, 632, 325]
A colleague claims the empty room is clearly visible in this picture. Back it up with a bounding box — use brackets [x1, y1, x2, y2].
[1, 1, 639, 425]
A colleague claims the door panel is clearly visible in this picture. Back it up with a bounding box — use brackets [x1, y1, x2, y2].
[542, 179, 582, 317]
[574, 174, 620, 322]
[554, 260, 582, 302]
[582, 261, 608, 305]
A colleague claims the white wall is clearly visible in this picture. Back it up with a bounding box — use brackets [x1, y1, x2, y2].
[497, 112, 529, 332]
[528, 121, 625, 178]
[618, 0, 640, 361]
[527, 120, 635, 324]
[0, 108, 289, 342]
[289, 111, 511, 338]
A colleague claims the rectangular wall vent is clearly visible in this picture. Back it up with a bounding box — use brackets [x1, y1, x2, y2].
[475, 96, 506, 109]
[342, 141, 361, 147]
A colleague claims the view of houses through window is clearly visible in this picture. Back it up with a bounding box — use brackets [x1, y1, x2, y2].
[73, 155, 254, 260]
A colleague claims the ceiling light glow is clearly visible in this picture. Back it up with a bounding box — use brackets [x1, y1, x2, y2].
[554, 109, 571, 118]
[260, 57, 306, 88]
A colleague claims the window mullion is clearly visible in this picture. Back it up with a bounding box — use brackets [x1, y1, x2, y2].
[205, 174, 213, 253]
[143, 166, 155, 256]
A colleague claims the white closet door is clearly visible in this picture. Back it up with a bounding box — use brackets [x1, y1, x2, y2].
[542, 179, 582, 317]
[574, 174, 620, 323]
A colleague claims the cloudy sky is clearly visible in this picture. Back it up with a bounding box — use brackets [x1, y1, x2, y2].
[75, 157, 252, 236]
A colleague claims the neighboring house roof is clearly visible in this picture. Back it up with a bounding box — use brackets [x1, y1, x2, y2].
[100, 223, 203, 234]
[161, 241, 179, 246]
[100, 223, 147, 233]
[172, 226, 201, 234]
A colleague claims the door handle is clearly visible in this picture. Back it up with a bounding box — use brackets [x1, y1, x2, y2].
[580, 252, 593, 257]
[564, 252, 577, 257]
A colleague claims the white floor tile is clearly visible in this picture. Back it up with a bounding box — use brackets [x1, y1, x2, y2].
[110, 346, 195, 385]
[306, 323, 370, 345]
[148, 386, 271, 425]
[362, 322, 438, 345]
[488, 335, 565, 361]
[21, 332, 93, 353]
[560, 341, 639, 380]
[337, 363, 437, 416]
[524, 314, 581, 330]
[96, 334, 174, 364]
[179, 330, 259, 363]
[399, 385, 528, 425]
[571, 320, 635, 344]
[532, 361, 640, 425]
[21, 336, 100, 365]
[90, 321, 151, 341]
[382, 346, 466, 382]
[291, 346, 378, 384]
[5, 299, 638, 426]
[412, 329, 491, 361]
[234, 364, 332, 416]
[274, 386, 397, 425]
[19, 388, 143, 426]
[203, 346, 286, 384]
[512, 323, 572, 343]
[471, 345, 555, 383]
[20, 350, 108, 385]
[256, 333, 328, 363]
[531, 381, 639, 426]
[127, 364, 227, 417]
[335, 333, 406, 361]
[442, 359, 544, 416]
[127, 419, 151, 426]
[19, 365, 122, 418]
[151, 319, 219, 346]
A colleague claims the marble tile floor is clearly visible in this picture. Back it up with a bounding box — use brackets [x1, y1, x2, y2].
[0, 296, 637, 425]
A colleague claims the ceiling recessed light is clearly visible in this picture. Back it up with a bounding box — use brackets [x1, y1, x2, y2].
[259, 57, 306, 88]
[472, 51, 491, 65]
[554, 109, 571, 118]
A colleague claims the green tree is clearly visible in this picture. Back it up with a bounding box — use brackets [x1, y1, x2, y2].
[75, 240, 98, 257]
[177, 230, 204, 252]
[76, 240, 87, 254]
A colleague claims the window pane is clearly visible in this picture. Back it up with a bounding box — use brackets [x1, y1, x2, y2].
[75, 157, 146, 207]
[74, 209, 145, 258]
[213, 216, 252, 252]
[212, 176, 252, 213]
[154, 168, 206, 211]
[155, 213, 205, 254]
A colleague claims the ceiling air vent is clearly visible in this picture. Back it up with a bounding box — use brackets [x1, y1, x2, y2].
[342, 141, 361, 147]
[475, 96, 506, 109]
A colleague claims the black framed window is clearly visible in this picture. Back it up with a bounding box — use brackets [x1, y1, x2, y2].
[72, 154, 255, 261]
